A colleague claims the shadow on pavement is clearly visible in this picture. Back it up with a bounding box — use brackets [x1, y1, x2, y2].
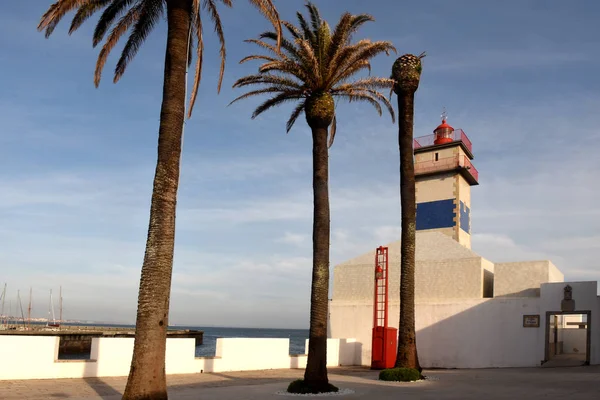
[83, 377, 122, 398]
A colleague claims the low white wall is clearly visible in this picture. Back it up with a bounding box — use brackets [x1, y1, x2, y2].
[330, 297, 543, 368]
[561, 329, 586, 354]
[0, 336, 357, 381]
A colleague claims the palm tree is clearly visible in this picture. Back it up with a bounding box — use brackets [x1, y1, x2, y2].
[37, 1, 280, 399]
[230, 2, 395, 393]
[391, 52, 425, 372]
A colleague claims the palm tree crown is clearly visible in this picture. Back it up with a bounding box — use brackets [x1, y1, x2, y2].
[231, 1, 396, 144]
[37, 0, 281, 117]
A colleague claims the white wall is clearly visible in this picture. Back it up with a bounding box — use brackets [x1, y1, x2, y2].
[0, 337, 357, 381]
[330, 297, 544, 368]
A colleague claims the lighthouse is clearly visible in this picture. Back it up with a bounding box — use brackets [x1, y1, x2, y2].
[413, 111, 478, 248]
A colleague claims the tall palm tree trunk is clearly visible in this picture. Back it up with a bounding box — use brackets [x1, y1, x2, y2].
[394, 91, 420, 370]
[122, 1, 191, 399]
[304, 124, 331, 390]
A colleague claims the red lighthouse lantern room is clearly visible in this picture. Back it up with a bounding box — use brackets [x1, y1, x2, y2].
[433, 110, 455, 145]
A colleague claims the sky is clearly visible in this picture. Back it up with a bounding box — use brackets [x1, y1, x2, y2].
[1, 0, 599, 329]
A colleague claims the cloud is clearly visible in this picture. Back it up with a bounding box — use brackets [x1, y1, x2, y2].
[472, 233, 561, 264]
[276, 232, 308, 247]
[183, 153, 311, 182]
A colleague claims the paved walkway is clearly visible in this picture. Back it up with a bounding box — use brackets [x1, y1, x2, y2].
[1, 366, 600, 399]
[542, 353, 587, 368]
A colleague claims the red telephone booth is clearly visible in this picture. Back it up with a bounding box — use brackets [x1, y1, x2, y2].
[371, 246, 397, 369]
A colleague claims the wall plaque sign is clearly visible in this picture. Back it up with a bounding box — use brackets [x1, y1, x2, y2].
[523, 314, 540, 328]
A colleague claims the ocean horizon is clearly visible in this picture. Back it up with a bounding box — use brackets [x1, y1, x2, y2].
[17, 321, 309, 357]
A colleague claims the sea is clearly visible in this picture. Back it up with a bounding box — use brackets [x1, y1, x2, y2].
[17, 322, 309, 357]
[186, 326, 309, 357]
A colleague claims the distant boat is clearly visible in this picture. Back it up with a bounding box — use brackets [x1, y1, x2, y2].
[46, 287, 62, 328]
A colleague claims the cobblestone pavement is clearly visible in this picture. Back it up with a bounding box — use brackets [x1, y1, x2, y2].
[1, 366, 600, 399]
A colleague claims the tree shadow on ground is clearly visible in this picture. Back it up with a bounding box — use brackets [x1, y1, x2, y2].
[167, 366, 374, 393]
[82, 377, 122, 398]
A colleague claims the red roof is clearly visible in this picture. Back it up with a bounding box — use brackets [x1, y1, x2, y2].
[434, 119, 454, 133]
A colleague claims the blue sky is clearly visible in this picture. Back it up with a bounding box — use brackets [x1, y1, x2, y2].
[1, 0, 599, 328]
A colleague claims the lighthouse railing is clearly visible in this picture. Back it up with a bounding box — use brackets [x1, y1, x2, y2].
[413, 129, 472, 153]
[414, 154, 478, 183]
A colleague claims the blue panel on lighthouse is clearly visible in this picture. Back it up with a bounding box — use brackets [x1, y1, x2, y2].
[416, 199, 456, 231]
[460, 201, 471, 233]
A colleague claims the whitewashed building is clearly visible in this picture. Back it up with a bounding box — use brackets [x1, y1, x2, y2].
[329, 117, 599, 368]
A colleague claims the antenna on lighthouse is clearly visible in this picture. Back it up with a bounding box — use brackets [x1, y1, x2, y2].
[441, 107, 448, 122]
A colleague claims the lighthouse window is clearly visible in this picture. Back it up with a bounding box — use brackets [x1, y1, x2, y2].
[435, 153, 439, 161]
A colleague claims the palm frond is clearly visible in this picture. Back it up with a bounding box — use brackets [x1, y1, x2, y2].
[325, 12, 351, 62]
[295, 38, 320, 84]
[333, 87, 395, 122]
[252, 92, 303, 119]
[239, 54, 278, 64]
[315, 21, 331, 78]
[113, 0, 164, 83]
[246, 0, 282, 49]
[229, 87, 303, 106]
[325, 38, 372, 78]
[286, 100, 306, 132]
[204, 0, 226, 93]
[282, 20, 302, 40]
[330, 41, 396, 84]
[93, 0, 137, 47]
[346, 14, 374, 40]
[246, 37, 314, 84]
[295, 11, 315, 46]
[244, 38, 285, 58]
[327, 13, 373, 64]
[232, 74, 303, 90]
[187, 0, 204, 118]
[257, 60, 313, 86]
[328, 114, 336, 148]
[334, 77, 395, 90]
[259, 31, 300, 60]
[38, 0, 90, 38]
[306, 1, 322, 32]
[335, 91, 382, 117]
[94, 3, 141, 86]
[69, 0, 113, 34]
[331, 60, 371, 84]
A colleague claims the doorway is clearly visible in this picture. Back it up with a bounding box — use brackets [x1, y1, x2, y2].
[543, 311, 591, 367]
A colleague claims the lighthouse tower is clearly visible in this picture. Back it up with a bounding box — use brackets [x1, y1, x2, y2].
[413, 111, 478, 248]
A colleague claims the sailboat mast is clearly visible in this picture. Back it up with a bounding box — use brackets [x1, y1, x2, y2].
[18, 290, 26, 329]
[0, 284, 5, 326]
[48, 289, 53, 325]
[59, 286, 62, 329]
[28, 287, 32, 330]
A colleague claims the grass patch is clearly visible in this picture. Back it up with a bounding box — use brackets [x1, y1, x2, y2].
[378, 367, 422, 382]
[287, 379, 339, 394]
